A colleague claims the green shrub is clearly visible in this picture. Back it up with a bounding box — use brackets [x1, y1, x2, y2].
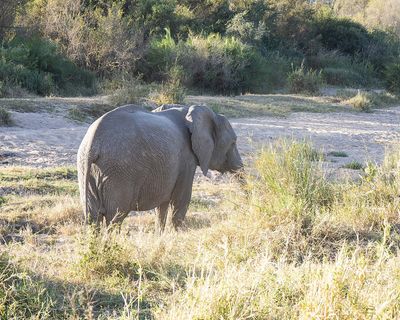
[363, 30, 400, 72]
[322, 67, 363, 86]
[0, 254, 56, 319]
[0, 36, 95, 96]
[256, 53, 292, 92]
[385, 62, 400, 93]
[342, 161, 363, 170]
[108, 77, 153, 106]
[307, 50, 378, 86]
[150, 65, 186, 105]
[77, 228, 140, 280]
[0, 80, 5, 97]
[249, 140, 332, 217]
[313, 16, 371, 56]
[327, 151, 348, 157]
[142, 31, 273, 94]
[287, 65, 323, 95]
[0, 107, 12, 126]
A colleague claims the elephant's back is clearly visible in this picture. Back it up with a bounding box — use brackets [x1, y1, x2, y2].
[93, 106, 185, 152]
[86, 107, 191, 210]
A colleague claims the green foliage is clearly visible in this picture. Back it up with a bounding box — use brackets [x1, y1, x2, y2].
[107, 77, 152, 107]
[313, 15, 371, 56]
[327, 151, 348, 157]
[0, 107, 12, 126]
[308, 50, 378, 86]
[77, 228, 141, 280]
[249, 140, 332, 217]
[287, 65, 323, 95]
[0, 0, 25, 40]
[143, 31, 274, 94]
[150, 65, 186, 105]
[0, 81, 5, 97]
[342, 161, 363, 170]
[385, 62, 400, 93]
[0, 254, 56, 319]
[4, 0, 400, 94]
[0, 36, 95, 96]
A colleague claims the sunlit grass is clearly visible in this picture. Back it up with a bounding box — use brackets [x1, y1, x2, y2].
[1, 141, 400, 318]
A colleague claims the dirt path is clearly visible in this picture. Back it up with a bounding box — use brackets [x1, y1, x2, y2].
[233, 107, 400, 170]
[1, 102, 399, 172]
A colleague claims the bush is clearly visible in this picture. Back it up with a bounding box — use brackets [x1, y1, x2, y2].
[322, 67, 363, 86]
[248, 140, 332, 217]
[142, 31, 273, 94]
[108, 77, 153, 106]
[343, 91, 372, 111]
[340, 90, 400, 111]
[149, 66, 186, 105]
[313, 16, 371, 56]
[385, 62, 400, 93]
[0, 0, 24, 40]
[0, 254, 56, 319]
[0, 81, 5, 97]
[342, 161, 363, 170]
[307, 50, 378, 86]
[363, 30, 400, 72]
[287, 65, 323, 95]
[21, 0, 145, 77]
[0, 36, 95, 96]
[0, 107, 13, 126]
[77, 228, 140, 280]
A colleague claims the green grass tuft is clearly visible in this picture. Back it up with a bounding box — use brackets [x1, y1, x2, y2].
[0, 107, 12, 126]
[327, 151, 349, 157]
[342, 161, 363, 170]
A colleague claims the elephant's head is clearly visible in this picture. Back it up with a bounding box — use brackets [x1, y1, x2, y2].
[185, 105, 243, 176]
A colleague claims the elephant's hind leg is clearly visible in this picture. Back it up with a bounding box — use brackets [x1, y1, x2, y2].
[101, 176, 136, 226]
[155, 201, 169, 234]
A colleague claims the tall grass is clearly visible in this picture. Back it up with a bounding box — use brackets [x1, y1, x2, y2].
[142, 31, 279, 94]
[2, 141, 400, 318]
[287, 65, 324, 94]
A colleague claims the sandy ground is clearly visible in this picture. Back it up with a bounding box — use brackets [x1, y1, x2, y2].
[0, 102, 400, 174]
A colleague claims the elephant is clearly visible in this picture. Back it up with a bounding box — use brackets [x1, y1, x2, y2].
[77, 104, 243, 232]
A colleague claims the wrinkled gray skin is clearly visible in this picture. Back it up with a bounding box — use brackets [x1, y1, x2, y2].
[77, 104, 243, 232]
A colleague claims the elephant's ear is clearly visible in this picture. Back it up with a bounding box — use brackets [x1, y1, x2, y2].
[186, 105, 215, 176]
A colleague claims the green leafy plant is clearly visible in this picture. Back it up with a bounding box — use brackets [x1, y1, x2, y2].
[342, 161, 363, 170]
[0, 107, 12, 126]
[385, 62, 400, 93]
[287, 64, 323, 95]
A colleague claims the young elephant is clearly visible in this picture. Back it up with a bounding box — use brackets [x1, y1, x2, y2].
[77, 104, 243, 232]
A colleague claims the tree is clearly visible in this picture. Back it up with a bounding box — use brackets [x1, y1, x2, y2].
[0, 0, 26, 40]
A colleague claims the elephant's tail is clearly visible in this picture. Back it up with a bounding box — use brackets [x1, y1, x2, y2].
[83, 155, 92, 224]
[82, 151, 102, 225]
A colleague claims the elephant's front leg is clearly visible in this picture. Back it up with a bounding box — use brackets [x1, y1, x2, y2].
[155, 201, 169, 234]
[170, 172, 195, 230]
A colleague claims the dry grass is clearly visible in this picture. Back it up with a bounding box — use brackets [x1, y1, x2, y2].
[186, 90, 400, 118]
[186, 93, 351, 117]
[340, 89, 400, 112]
[1, 90, 397, 125]
[1, 141, 400, 318]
